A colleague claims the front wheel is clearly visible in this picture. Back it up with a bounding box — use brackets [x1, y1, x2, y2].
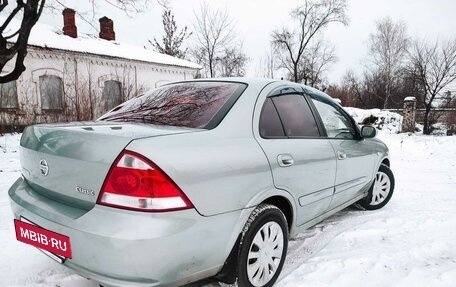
[236, 204, 289, 287]
[358, 164, 395, 210]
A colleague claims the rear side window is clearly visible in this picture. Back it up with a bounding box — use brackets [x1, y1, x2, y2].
[259, 98, 286, 138]
[99, 82, 246, 129]
[271, 95, 320, 137]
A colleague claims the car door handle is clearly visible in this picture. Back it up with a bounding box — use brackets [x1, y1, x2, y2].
[337, 150, 347, 160]
[278, 154, 294, 167]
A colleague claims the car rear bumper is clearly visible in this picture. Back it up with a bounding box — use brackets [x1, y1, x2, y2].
[9, 178, 251, 287]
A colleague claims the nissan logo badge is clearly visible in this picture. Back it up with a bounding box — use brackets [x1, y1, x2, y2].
[39, 159, 49, 176]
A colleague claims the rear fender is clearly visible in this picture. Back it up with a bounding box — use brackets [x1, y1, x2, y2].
[245, 187, 297, 234]
[216, 187, 296, 284]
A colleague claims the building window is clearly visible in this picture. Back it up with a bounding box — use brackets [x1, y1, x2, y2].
[40, 75, 63, 110]
[0, 81, 18, 109]
[103, 80, 122, 111]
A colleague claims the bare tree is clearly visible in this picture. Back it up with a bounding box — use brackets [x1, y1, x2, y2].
[0, 0, 45, 83]
[330, 17, 409, 110]
[336, 69, 388, 109]
[216, 43, 247, 77]
[46, 0, 162, 19]
[407, 39, 456, 134]
[150, 9, 191, 59]
[333, 70, 365, 107]
[368, 17, 409, 108]
[192, 2, 235, 77]
[255, 47, 277, 79]
[271, 0, 348, 83]
[0, 0, 160, 84]
[297, 39, 337, 88]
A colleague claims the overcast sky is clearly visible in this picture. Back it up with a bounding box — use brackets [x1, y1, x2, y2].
[41, 0, 456, 84]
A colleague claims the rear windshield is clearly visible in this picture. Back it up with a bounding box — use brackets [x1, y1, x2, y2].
[98, 82, 246, 129]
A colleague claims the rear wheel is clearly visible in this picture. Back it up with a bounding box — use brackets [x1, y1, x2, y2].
[236, 204, 289, 287]
[358, 164, 395, 210]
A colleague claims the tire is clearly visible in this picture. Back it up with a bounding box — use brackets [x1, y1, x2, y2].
[357, 164, 395, 210]
[236, 204, 289, 287]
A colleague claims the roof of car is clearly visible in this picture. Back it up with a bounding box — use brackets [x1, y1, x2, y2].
[163, 77, 336, 103]
[207, 78, 336, 101]
[172, 77, 277, 85]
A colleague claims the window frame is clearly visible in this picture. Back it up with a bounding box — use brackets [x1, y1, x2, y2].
[39, 75, 64, 111]
[0, 80, 19, 110]
[259, 86, 324, 140]
[103, 80, 123, 111]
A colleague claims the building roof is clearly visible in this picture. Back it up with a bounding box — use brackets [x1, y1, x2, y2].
[6, 19, 201, 70]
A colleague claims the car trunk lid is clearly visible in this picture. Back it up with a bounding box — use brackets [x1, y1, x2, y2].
[20, 122, 199, 210]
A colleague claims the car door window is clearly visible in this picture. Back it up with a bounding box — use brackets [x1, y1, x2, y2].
[311, 98, 356, 139]
[259, 98, 286, 138]
[271, 94, 320, 137]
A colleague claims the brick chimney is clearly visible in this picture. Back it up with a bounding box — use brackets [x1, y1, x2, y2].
[99, 17, 115, 41]
[62, 8, 77, 38]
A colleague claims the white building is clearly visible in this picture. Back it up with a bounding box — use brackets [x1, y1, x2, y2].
[0, 9, 200, 131]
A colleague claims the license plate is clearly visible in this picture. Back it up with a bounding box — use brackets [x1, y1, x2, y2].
[14, 217, 72, 262]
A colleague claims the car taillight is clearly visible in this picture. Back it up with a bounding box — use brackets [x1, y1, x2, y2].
[97, 150, 193, 212]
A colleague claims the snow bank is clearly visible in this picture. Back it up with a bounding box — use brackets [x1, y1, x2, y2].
[344, 107, 403, 134]
[430, 123, 449, 136]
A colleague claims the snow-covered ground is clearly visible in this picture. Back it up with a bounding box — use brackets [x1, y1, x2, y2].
[1, 132, 455, 287]
[278, 133, 456, 287]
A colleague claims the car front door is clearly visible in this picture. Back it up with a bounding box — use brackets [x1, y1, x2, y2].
[254, 86, 337, 227]
[309, 94, 376, 209]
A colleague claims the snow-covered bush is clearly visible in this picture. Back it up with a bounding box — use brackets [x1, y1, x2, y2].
[430, 123, 448, 136]
[344, 107, 403, 134]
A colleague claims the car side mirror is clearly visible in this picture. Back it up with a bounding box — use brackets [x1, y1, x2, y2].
[361, 126, 377, 138]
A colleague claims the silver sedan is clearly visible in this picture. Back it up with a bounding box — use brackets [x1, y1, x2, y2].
[9, 78, 394, 287]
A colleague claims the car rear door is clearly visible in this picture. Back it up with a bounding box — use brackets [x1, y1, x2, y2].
[254, 85, 337, 227]
[308, 93, 376, 209]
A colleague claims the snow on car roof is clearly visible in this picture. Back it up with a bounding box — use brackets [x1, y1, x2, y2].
[5, 19, 201, 70]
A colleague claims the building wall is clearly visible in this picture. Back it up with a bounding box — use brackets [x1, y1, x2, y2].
[0, 46, 197, 131]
